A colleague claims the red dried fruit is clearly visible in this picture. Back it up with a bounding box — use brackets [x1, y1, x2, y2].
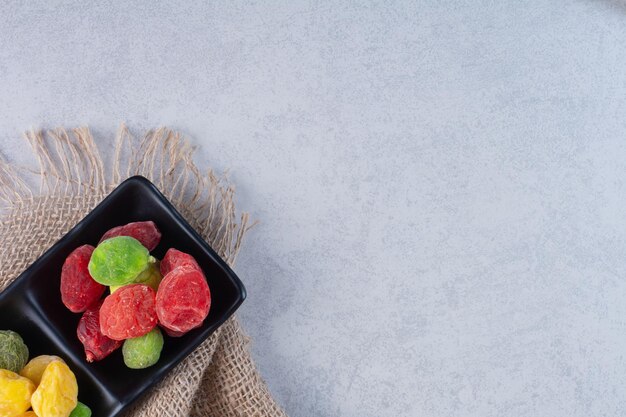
[99, 284, 158, 340]
[156, 266, 211, 336]
[161, 327, 186, 338]
[160, 248, 201, 276]
[61, 245, 105, 313]
[99, 221, 161, 251]
[77, 302, 122, 362]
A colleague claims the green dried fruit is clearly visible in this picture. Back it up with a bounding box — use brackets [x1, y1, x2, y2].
[110, 261, 162, 293]
[88, 236, 155, 286]
[69, 401, 92, 417]
[0, 330, 29, 373]
[122, 328, 164, 369]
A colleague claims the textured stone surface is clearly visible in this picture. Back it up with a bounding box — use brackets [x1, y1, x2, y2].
[2, 1, 626, 416]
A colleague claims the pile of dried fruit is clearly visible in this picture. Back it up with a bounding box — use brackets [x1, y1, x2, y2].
[0, 330, 90, 417]
[61, 221, 212, 369]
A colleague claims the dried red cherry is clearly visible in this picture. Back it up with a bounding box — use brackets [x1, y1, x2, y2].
[160, 248, 201, 276]
[61, 245, 105, 313]
[161, 327, 186, 338]
[99, 284, 157, 340]
[156, 265, 211, 336]
[77, 302, 122, 362]
[99, 221, 161, 251]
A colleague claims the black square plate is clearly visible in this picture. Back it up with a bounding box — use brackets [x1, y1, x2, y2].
[0, 176, 246, 416]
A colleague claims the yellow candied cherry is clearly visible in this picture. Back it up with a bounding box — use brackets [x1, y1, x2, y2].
[31, 361, 77, 417]
[20, 355, 65, 386]
[0, 369, 36, 417]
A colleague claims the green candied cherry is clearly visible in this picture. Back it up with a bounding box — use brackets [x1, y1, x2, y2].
[88, 236, 156, 286]
[122, 328, 164, 369]
[110, 261, 162, 293]
[0, 330, 29, 373]
[69, 401, 92, 417]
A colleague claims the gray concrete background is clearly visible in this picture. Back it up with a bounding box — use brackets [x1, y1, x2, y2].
[2, 1, 626, 416]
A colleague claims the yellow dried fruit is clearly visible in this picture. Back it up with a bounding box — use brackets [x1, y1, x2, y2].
[0, 369, 36, 417]
[20, 355, 65, 386]
[31, 361, 78, 417]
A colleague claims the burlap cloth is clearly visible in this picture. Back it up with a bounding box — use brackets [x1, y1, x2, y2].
[0, 126, 288, 417]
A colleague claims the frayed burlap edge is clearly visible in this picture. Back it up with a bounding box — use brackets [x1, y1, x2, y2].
[0, 126, 287, 417]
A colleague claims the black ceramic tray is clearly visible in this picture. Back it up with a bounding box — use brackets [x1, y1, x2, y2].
[0, 176, 246, 417]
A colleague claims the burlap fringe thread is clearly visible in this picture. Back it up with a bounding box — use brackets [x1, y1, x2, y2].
[0, 126, 287, 417]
